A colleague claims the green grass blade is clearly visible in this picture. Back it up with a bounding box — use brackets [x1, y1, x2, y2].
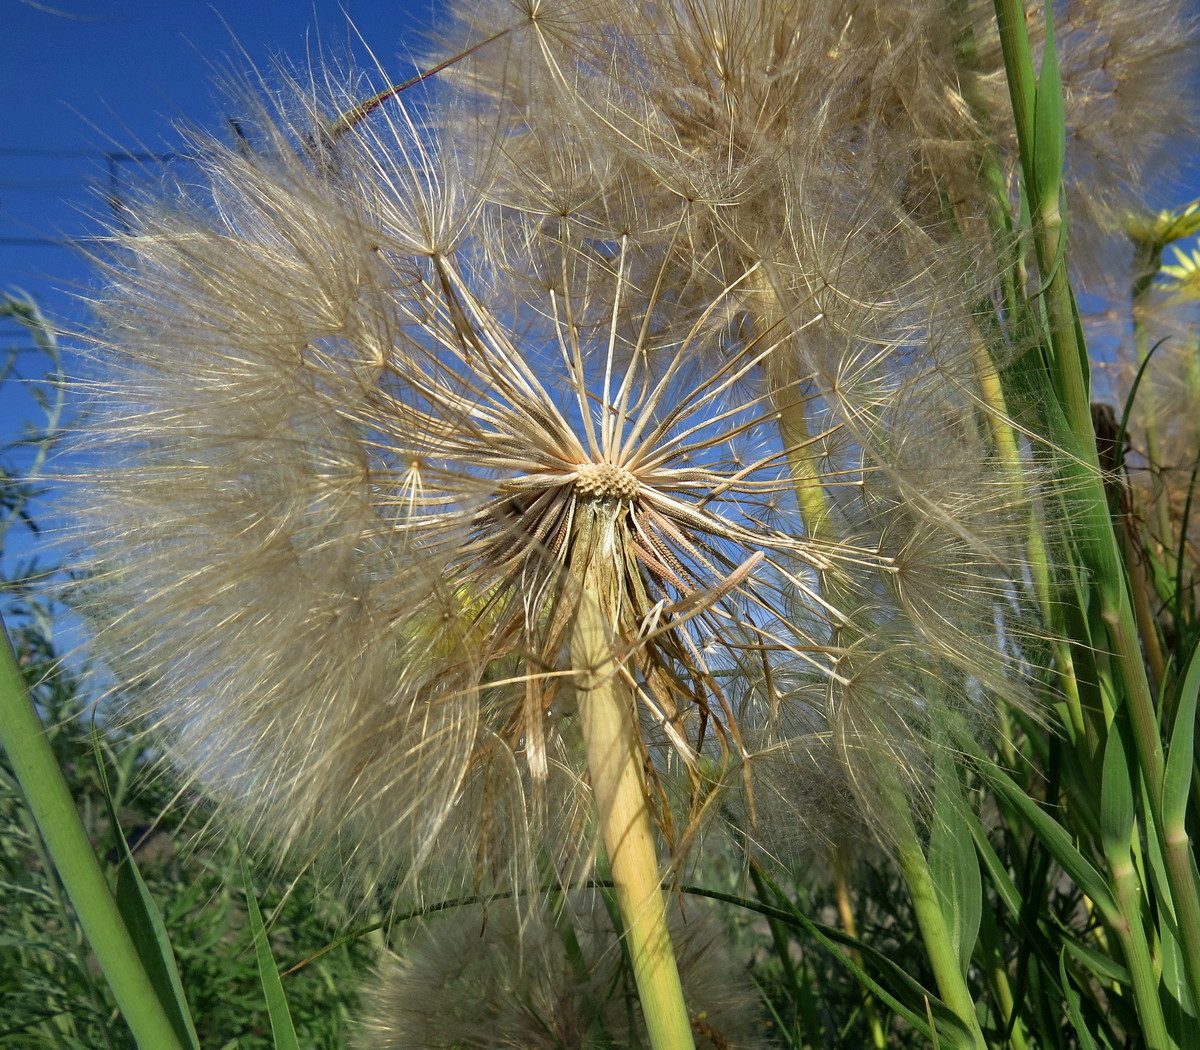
[929, 747, 983, 975]
[1100, 728, 1136, 861]
[1063, 936, 1130, 988]
[1031, 2, 1065, 222]
[1163, 639, 1200, 833]
[241, 857, 300, 1050]
[967, 745, 1119, 922]
[0, 619, 187, 1050]
[92, 729, 201, 1050]
[1059, 951, 1103, 1050]
[694, 879, 972, 1047]
[1160, 636, 1200, 1016]
[1173, 460, 1200, 644]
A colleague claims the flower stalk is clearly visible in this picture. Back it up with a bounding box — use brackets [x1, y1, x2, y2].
[881, 768, 987, 1050]
[569, 502, 695, 1050]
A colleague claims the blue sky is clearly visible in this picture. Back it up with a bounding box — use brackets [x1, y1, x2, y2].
[4, 1, 437, 317]
[2, 0, 438, 563]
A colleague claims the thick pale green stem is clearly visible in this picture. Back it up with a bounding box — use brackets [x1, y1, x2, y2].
[893, 832, 987, 1050]
[1106, 843, 1173, 1050]
[571, 546, 695, 1050]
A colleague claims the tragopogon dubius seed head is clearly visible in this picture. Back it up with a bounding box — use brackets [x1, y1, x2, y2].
[69, 33, 1048, 897]
[68, 70, 914, 899]
[353, 892, 766, 1049]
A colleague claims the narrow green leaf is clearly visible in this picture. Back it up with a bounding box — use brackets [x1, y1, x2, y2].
[1163, 639, 1200, 832]
[241, 858, 300, 1050]
[1160, 923, 1198, 1031]
[0, 620, 186, 1050]
[1173, 462, 1200, 637]
[928, 751, 983, 975]
[967, 794, 1102, 1036]
[968, 748, 1119, 922]
[1031, 1, 1066, 219]
[1100, 725, 1136, 860]
[93, 731, 200, 1050]
[694, 879, 972, 1048]
[1060, 952, 1102, 1050]
[1063, 936, 1131, 988]
[966, 812, 1023, 918]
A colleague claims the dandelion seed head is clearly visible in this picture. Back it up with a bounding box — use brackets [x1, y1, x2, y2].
[68, 6, 1053, 903]
[70, 66, 897, 901]
[353, 892, 766, 1050]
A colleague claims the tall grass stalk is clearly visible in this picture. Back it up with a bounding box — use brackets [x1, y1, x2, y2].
[994, 3, 1200, 1038]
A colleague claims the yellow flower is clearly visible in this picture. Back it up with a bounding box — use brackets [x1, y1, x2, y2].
[1161, 243, 1200, 298]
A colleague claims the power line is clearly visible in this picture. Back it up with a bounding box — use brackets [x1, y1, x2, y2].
[1, 148, 179, 162]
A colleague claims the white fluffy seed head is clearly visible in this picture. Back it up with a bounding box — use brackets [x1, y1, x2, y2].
[66, 10, 1054, 904]
[352, 892, 767, 1050]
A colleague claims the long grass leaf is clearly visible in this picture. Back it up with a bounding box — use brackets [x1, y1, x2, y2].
[690, 880, 972, 1047]
[1163, 639, 1200, 833]
[1060, 951, 1103, 1050]
[929, 748, 983, 975]
[92, 729, 201, 1050]
[0, 619, 186, 1050]
[966, 745, 1119, 922]
[240, 857, 300, 1050]
[1031, 3, 1065, 222]
[1100, 727, 1136, 860]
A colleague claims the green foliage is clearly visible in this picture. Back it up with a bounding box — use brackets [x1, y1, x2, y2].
[0, 650, 376, 1049]
[0, 295, 373, 1048]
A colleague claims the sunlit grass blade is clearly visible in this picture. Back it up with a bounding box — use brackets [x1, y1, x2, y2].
[241, 856, 300, 1050]
[690, 879, 973, 1047]
[92, 728, 201, 1050]
[0, 617, 187, 1050]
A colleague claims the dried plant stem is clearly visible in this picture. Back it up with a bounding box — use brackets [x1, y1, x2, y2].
[570, 519, 695, 1050]
[1120, 521, 1168, 694]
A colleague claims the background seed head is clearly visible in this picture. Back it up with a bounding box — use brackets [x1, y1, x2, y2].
[352, 892, 766, 1049]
